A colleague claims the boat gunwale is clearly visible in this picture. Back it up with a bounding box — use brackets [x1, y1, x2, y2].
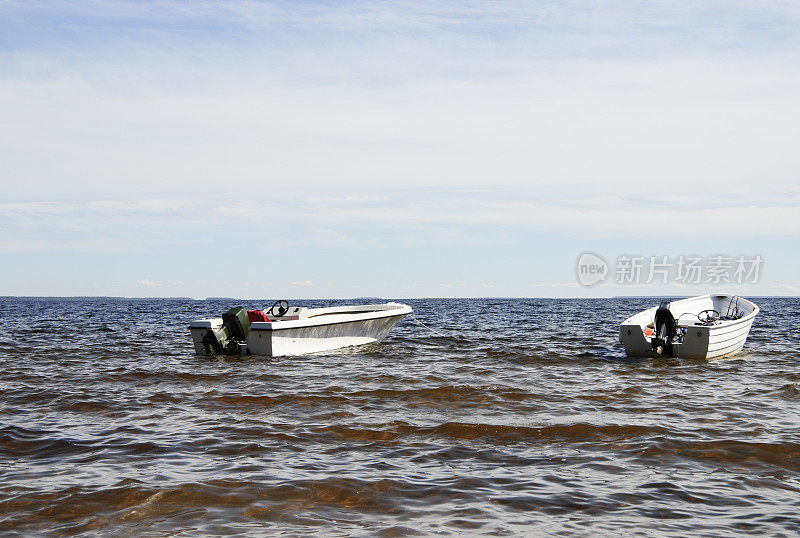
[622, 295, 759, 332]
[251, 312, 410, 334]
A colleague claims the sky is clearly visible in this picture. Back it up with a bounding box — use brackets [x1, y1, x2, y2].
[0, 0, 798, 298]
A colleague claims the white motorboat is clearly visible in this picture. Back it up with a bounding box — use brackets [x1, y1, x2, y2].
[189, 301, 412, 357]
[619, 294, 758, 360]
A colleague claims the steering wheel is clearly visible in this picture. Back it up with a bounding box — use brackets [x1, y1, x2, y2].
[269, 300, 289, 318]
[698, 309, 720, 323]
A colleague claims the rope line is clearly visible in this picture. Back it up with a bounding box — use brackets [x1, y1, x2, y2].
[408, 314, 447, 337]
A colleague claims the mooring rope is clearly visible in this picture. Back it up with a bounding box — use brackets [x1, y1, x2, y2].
[408, 314, 447, 337]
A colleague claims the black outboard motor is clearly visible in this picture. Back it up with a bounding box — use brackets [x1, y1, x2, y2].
[651, 300, 676, 356]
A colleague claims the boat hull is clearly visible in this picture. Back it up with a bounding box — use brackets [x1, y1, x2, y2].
[190, 302, 411, 357]
[619, 295, 758, 360]
[248, 313, 407, 356]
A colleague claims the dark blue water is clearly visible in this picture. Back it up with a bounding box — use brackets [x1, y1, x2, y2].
[1, 297, 799, 535]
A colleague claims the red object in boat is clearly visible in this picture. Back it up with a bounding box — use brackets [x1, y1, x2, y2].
[248, 310, 270, 323]
[644, 328, 654, 336]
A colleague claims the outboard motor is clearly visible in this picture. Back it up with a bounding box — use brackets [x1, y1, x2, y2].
[222, 306, 250, 341]
[202, 306, 251, 355]
[201, 324, 231, 355]
[651, 300, 676, 356]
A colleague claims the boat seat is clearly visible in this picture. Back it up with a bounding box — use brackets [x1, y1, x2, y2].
[248, 310, 270, 323]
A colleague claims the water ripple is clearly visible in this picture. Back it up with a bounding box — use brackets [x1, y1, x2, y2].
[0, 297, 799, 534]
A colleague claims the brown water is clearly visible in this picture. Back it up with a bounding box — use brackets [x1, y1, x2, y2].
[1, 297, 799, 535]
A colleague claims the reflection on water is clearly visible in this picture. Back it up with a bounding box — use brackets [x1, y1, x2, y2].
[1, 297, 799, 534]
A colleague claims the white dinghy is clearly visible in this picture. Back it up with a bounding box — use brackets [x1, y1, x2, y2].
[190, 301, 412, 357]
[619, 294, 758, 360]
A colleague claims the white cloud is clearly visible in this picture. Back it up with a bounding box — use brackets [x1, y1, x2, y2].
[1, 189, 798, 256]
[4, 54, 799, 199]
[0, 1, 798, 297]
[772, 284, 800, 293]
[1, 2, 799, 199]
[137, 279, 157, 287]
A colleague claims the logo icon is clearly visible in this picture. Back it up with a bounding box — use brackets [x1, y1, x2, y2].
[576, 251, 609, 287]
